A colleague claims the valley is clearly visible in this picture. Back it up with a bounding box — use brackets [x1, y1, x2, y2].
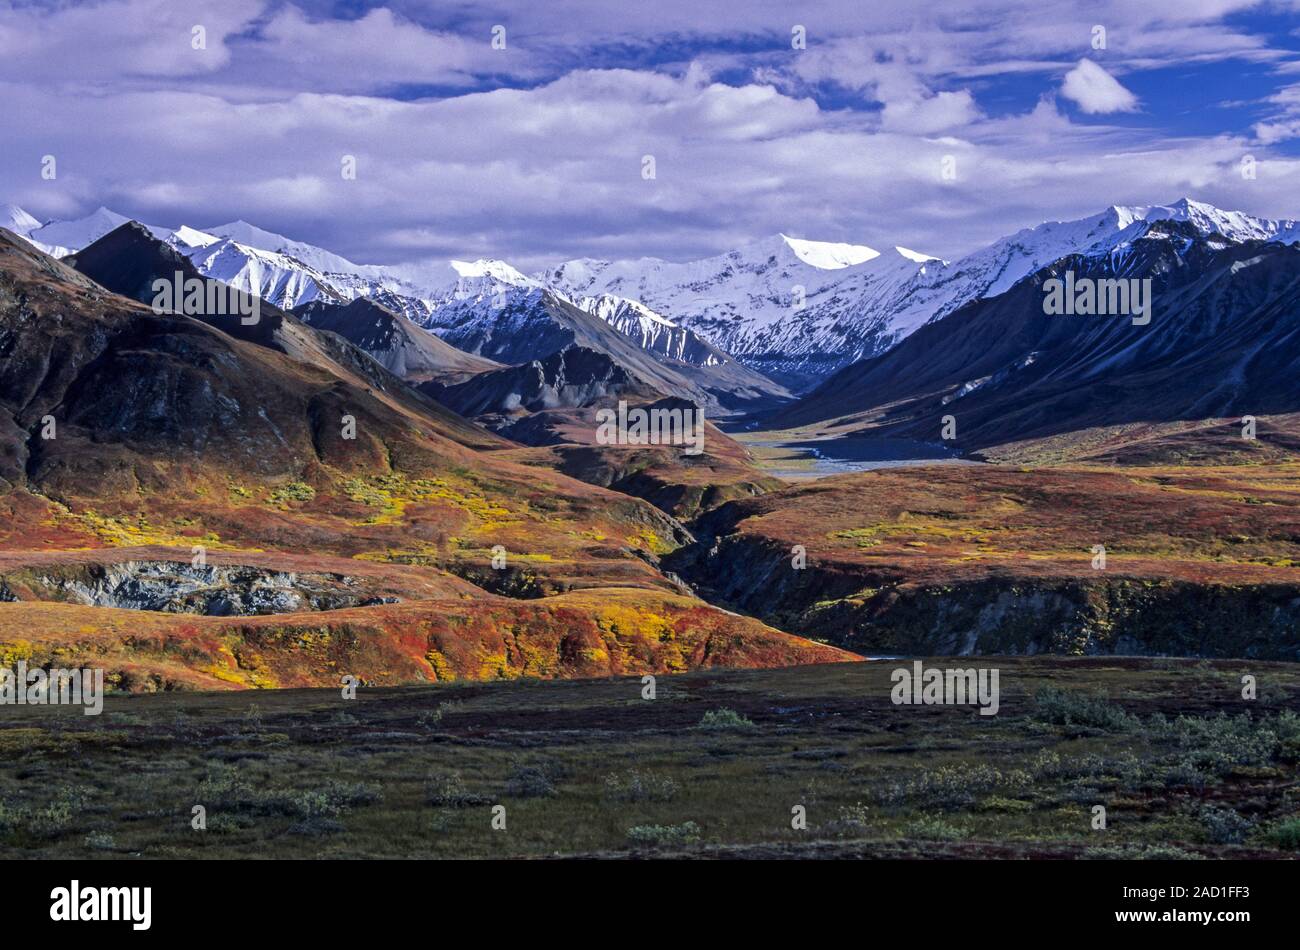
[665, 463, 1300, 658]
[731, 428, 969, 479]
[4, 195, 1300, 694]
[7, 0, 1300, 887]
[1, 657, 1296, 858]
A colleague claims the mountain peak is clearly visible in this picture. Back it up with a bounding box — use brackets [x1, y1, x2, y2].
[894, 245, 941, 264]
[1136, 197, 1298, 244]
[448, 258, 536, 287]
[168, 224, 222, 249]
[204, 220, 364, 274]
[23, 205, 154, 257]
[775, 234, 880, 269]
[1, 204, 42, 236]
[209, 220, 291, 247]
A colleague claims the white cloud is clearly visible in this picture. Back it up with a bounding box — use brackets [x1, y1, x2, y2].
[1252, 81, 1300, 143]
[4, 1, 1300, 268]
[1060, 59, 1140, 114]
[244, 6, 538, 91]
[0, 0, 263, 81]
[882, 90, 981, 134]
[6, 63, 1300, 272]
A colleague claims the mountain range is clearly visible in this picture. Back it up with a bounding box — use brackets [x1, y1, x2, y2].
[773, 211, 1300, 465]
[547, 198, 1300, 390]
[0, 223, 855, 687]
[3, 193, 1300, 680]
[7, 198, 1297, 388]
[5, 196, 1300, 448]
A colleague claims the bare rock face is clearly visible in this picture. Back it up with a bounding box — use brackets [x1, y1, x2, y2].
[294, 296, 500, 383]
[3, 560, 398, 616]
[424, 345, 648, 419]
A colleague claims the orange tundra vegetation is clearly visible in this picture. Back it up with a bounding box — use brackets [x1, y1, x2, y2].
[0, 589, 854, 691]
[0, 230, 860, 689]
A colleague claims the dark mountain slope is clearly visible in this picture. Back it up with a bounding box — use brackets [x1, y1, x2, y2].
[294, 296, 500, 383]
[0, 227, 701, 590]
[66, 222, 502, 451]
[773, 221, 1300, 456]
[1, 228, 487, 495]
[428, 288, 791, 415]
[423, 344, 656, 419]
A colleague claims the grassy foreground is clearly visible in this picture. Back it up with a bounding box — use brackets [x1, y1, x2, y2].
[2, 657, 1298, 859]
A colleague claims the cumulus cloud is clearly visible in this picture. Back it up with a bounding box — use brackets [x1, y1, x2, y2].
[237, 6, 545, 92]
[1060, 59, 1140, 114]
[2, 0, 1299, 269]
[0, 0, 263, 81]
[881, 90, 981, 134]
[1252, 81, 1300, 143]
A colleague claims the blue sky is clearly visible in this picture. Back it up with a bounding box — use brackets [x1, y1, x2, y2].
[2, 0, 1300, 268]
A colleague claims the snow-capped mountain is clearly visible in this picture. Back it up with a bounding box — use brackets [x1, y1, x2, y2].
[33, 206, 125, 251]
[12, 196, 1298, 403]
[2, 202, 758, 397]
[168, 227, 341, 310]
[26, 207, 172, 258]
[2, 204, 179, 258]
[165, 222, 436, 312]
[544, 233, 953, 388]
[205, 220, 365, 276]
[544, 198, 1300, 389]
[574, 295, 726, 367]
[397, 259, 785, 408]
[773, 214, 1300, 461]
[1124, 198, 1300, 245]
[398, 259, 790, 413]
[941, 198, 1300, 303]
[1, 204, 41, 239]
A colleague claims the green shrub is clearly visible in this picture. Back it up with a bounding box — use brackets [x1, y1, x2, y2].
[0, 785, 93, 842]
[269, 482, 316, 505]
[1031, 687, 1138, 732]
[1266, 818, 1300, 850]
[626, 821, 701, 847]
[825, 802, 872, 836]
[979, 795, 1033, 813]
[1161, 762, 1211, 791]
[879, 764, 1027, 810]
[196, 767, 380, 819]
[504, 761, 560, 799]
[696, 708, 756, 731]
[1197, 804, 1253, 844]
[904, 816, 970, 840]
[1155, 713, 1280, 774]
[425, 769, 490, 807]
[83, 832, 117, 851]
[603, 769, 679, 803]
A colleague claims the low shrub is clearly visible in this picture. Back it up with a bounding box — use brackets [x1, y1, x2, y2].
[696, 708, 755, 731]
[603, 769, 679, 803]
[1266, 817, 1300, 850]
[1031, 687, 1139, 732]
[425, 769, 490, 808]
[626, 821, 701, 847]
